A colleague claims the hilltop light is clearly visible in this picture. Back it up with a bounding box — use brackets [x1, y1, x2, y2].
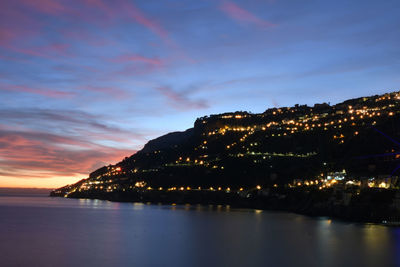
[256, 185, 261, 190]
[379, 182, 388, 188]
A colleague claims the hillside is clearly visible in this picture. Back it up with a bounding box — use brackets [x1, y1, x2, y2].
[53, 91, 400, 196]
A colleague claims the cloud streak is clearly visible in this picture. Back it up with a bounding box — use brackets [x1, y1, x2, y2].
[0, 108, 150, 187]
[122, 1, 169, 41]
[156, 86, 208, 110]
[0, 109, 147, 144]
[0, 129, 134, 185]
[112, 54, 164, 66]
[220, 1, 275, 28]
[0, 84, 75, 98]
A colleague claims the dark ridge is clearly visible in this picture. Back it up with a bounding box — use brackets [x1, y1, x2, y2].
[50, 90, 400, 224]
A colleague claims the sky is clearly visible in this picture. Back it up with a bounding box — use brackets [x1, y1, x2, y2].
[0, 0, 399, 188]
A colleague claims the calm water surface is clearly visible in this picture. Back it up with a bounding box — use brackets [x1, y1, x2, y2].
[1, 193, 400, 267]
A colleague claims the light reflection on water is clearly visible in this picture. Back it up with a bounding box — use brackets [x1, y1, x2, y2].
[0, 195, 398, 267]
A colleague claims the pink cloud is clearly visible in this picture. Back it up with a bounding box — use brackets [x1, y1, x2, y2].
[0, 29, 17, 44]
[220, 1, 276, 28]
[0, 130, 134, 177]
[0, 109, 147, 146]
[122, 1, 168, 39]
[112, 54, 164, 65]
[0, 53, 29, 63]
[1, 0, 196, 65]
[3, 42, 72, 60]
[156, 86, 208, 110]
[118, 1, 195, 63]
[23, 0, 66, 14]
[1, 84, 75, 98]
[0, 0, 111, 50]
[62, 28, 116, 47]
[82, 0, 118, 18]
[114, 61, 164, 77]
[0, 112, 145, 186]
[120, 0, 179, 48]
[0, 4, 42, 46]
[79, 85, 131, 99]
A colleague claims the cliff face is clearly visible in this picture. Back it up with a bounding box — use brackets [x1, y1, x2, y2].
[55, 91, 400, 193]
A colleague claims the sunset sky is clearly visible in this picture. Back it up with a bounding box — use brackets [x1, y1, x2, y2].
[1, 0, 399, 188]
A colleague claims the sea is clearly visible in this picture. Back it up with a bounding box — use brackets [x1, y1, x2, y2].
[0, 189, 399, 267]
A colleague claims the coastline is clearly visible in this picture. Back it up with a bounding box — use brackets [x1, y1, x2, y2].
[50, 188, 400, 226]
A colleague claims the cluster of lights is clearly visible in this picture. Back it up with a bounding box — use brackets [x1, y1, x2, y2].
[64, 92, 400, 197]
[201, 94, 399, 147]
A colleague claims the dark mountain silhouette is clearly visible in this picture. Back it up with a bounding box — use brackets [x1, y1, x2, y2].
[51, 91, 400, 223]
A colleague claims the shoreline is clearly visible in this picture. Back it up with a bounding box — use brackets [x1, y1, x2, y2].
[51, 188, 400, 226]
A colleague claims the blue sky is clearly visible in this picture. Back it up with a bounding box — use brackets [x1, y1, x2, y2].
[0, 0, 399, 187]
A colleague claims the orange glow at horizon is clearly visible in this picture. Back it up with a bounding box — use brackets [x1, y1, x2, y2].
[0, 173, 87, 189]
[0, 132, 136, 188]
